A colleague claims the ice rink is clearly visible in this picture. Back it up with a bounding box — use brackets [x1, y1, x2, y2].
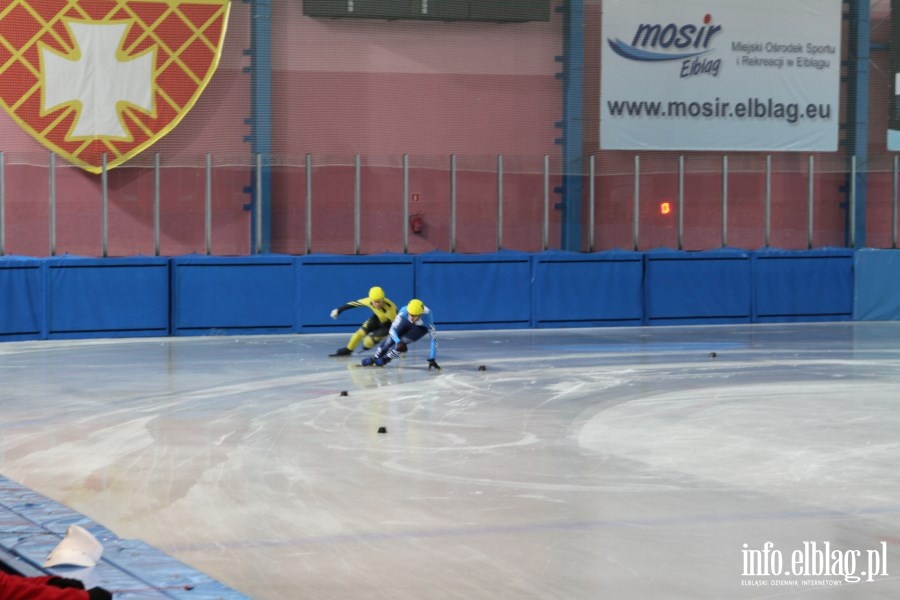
[2, 322, 900, 599]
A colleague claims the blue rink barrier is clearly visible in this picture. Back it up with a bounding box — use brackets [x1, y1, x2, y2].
[0, 249, 868, 341]
[46, 256, 170, 339]
[172, 255, 295, 335]
[752, 248, 854, 322]
[296, 254, 415, 332]
[644, 248, 752, 325]
[0, 256, 43, 341]
[416, 251, 532, 330]
[533, 250, 643, 327]
[854, 249, 900, 320]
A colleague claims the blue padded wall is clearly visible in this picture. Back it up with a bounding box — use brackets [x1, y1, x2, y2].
[415, 251, 532, 330]
[172, 255, 294, 335]
[297, 254, 415, 332]
[0, 256, 43, 340]
[854, 249, 900, 320]
[0, 249, 870, 342]
[753, 248, 854, 322]
[533, 250, 643, 327]
[46, 257, 169, 339]
[644, 248, 752, 325]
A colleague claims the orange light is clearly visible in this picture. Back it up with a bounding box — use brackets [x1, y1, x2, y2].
[660, 202, 671, 215]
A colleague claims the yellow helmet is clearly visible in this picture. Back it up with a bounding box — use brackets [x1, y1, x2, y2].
[368, 286, 385, 302]
[407, 299, 425, 316]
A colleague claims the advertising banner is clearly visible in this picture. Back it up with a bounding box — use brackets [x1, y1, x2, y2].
[889, 0, 900, 150]
[600, 0, 842, 151]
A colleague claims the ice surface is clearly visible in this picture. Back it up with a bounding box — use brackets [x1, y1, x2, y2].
[1, 323, 899, 599]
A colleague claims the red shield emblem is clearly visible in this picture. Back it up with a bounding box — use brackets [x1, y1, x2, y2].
[0, 0, 229, 173]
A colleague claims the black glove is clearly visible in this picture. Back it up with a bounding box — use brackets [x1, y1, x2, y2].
[88, 587, 113, 600]
[395, 342, 408, 353]
[427, 358, 441, 370]
[47, 577, 85, 589]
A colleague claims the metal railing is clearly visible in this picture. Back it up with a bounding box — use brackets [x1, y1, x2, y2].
[0, 151, 894, 257]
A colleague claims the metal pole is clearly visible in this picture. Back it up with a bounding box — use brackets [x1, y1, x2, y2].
[403, 154, 409, 254]
[0, 152, 4, 256]
[807, 155, 814, 250]
[306, 153, 312, 254]
[450, 154, 457, 253]
[256, 153, 263, 254]
[497, 154, 503, 251]
[765, 155, 771, 248]
[101, 153, 108, 257]
[49, 152, 56, 257]
[849, 155, 857, 249]
[153, 153, 160, 257]
[677, 155, 684, 250]
[893, 155, 898, 249]
[542, 154, 549, 251]
[633, 155, 640, 251]
[250, 152, 262, 254]
[354, 154, 361, 255]
[205, 153, 212, 255]
[589, 154, 595, 252]
[721, 155, 728, 248]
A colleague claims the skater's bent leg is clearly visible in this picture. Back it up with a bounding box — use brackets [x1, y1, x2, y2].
[346, 328, 367, 350]
[364, 325, 389, 350]
[373, 337, 396, 359]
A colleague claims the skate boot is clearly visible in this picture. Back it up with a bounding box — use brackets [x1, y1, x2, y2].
[332, 347, 352, 357]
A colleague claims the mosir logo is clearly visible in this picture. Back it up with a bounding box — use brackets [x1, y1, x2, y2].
[0, 0, 230, 173]
[607, 14, 722, 78]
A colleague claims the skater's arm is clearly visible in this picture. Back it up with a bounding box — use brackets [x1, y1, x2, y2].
[331, 298, 368, 319]
[422, 311, 437, 360]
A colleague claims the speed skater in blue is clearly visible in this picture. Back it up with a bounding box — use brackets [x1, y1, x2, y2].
[361, 299, 440, 370]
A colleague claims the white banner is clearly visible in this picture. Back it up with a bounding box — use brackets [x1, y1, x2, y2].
[600, 0, 842, 151]
[888, 0, 900, 150]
